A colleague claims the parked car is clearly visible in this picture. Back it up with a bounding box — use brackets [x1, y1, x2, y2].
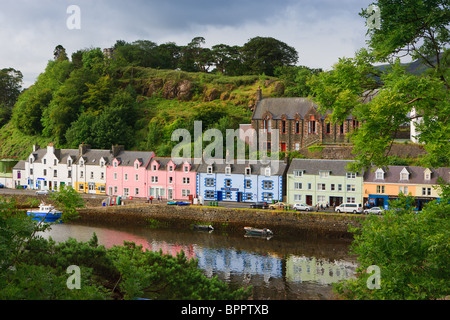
[250, 202, 269, 209]
[0, 183, 4, 188]
[292, 203, 313, 211]
[364, 206, 384, 214]
[268, 202, 288, 210]
[335, 203, 363, 214]
[36, 190, 50, 195]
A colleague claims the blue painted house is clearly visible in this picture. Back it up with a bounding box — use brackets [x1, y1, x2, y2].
[196, 160, 287, 203]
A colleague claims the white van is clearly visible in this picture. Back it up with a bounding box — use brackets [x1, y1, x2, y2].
[335, 203, 363, 214]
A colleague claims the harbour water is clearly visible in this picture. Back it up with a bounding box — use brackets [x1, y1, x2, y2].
[41, 221, 358, 300]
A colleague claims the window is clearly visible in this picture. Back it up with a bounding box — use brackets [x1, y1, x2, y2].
[113, 162, 117, 168]
[124, 173, 128, 181]
[318, 183, 326, 191]
[295, 121, 300, 134]
[294, 170, 303, 177]
[281, 120, 286, 134]
[135, 188, 139, 195]
[319, 171, 329, 178]
[225, 166, 231, 175]
[294, 194, 302, 201]
[338, 184, 342, 191]
[99, 185, 105, 193]
[183, 177, 190, 184]
[205, 190, 215, 199]
[263, 193, 273, 201]
[151, 176, 158, 183]
[317, 195, 326, 202]
[168, 165, 173, 172]
[246, 193, 253, 200]
[30, 168, 33, 175]
[100, 172, 104, 180]
[123, 188, 129, 196]
[263, 181, 273, 189]
[90, 172, 94, 179]
[294, 182, 302, 190]
[182, 189, 191, 197]
[135, 174, 139, 181]
[325, 122, 331, 134]
[100, 161, 104, 168]
[422, 187, 431, 196]
[265, 167, 271, 176]
[245, 167, 251, 175]
[79, 184, 84, 191]
[205, 178, 214, 187]
[375, 169, 385, 180]
[346, 197, 355, 203]
[43, 169, 47, 176]
[245, 180, 251, 188]
[294, 143, 300, 151]
[80, 171, 83, 178]
[207, 166, 213, 174]
[263, 118, 272, 133]
[114, 173, 117, 180]
[346, 172, 356, 179]
[68, 159, 72, 167]
[225, 179, 231, 187]
[43, 159, 46, 165]
[152, 165, 157, 171]
[399, 186, 408, 194]
[114, 186, 118, 193]
[308, 120, 316, 134]
[225, 191, 232, 199]
[376, 185, 385, 194]
[68, 170, 72, 178]
[330, 184, 335, 191]
[54, 159, 57, 166]
[346, 184, 355, 192]
[184, 166, 189, 173]
[169, 177, 173, 184]
[135, 163, 139, 170]
[307, 183, 312, 190]
[54, 170, 57, 178]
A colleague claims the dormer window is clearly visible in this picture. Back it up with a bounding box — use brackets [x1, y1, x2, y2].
[424, 168, 432, 181]
[400, 168, 409, 181]
[80, 159, 84, 167]
[68, 159, 72, 167]
[265, 167, 271, 176]
[245, 166, 251, 175]
[135, 162, 139, 170]
[319, 171, 330, 178]
[375, 168, 385, 180]
[207, 165, 213, 174]
[100, 160, 104, 167]
[168, 165, 173, 172]
[184, 166, 189, 173]
[113, 161, 117, 168]
[225, 166, 231, 175]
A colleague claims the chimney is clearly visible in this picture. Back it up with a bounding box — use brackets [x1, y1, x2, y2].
[79, 143, 90, 156]
[256, 87, 262, 103]
[111, 145, 124, 157]
[33, 144, 40, 152]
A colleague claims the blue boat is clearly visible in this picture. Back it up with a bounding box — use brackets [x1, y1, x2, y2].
[27, 202, 62, 223]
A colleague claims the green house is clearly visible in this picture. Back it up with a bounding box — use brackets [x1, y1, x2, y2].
[286, 159, 364, 207]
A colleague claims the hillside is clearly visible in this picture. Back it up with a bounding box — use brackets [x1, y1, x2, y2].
[0, 63, 287, 159]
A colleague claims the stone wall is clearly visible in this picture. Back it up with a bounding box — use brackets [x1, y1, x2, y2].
[75, 203, 365, 239]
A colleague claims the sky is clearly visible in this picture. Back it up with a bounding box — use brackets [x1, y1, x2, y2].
[0, 0, 379, 88]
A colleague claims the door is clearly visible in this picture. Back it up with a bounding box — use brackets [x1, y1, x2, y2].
[167, 188, 173, 200]
[306, 195, 313, 206]
[237, 192, 242, 202]
[217, 191, 223, 201]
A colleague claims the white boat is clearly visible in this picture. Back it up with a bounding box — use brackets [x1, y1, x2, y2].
[27, 202, 62, 222]
[244, 227, 273, 236]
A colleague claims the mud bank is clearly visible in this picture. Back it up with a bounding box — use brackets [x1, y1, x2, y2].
[75, 204, 365, 240]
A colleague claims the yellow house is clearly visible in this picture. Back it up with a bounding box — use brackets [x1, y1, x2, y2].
[363, 166, 449, 211]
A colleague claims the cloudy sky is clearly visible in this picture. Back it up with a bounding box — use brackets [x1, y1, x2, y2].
[1, 0, 378, 88]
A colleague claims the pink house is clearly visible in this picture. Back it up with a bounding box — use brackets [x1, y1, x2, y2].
[147, 157, 198, 200]
[106, 150, 155, 198]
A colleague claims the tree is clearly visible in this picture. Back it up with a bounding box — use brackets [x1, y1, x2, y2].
[274, 65, 323, 97]
[53, 45, 68, 62]
[240, 37, 299, 76]
[308, 0, 449, 170]
[0, 68, 23, 107]
[334, 181, 450, 300]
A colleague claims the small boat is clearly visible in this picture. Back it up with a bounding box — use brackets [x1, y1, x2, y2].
[27, 202, 62, 223]
[167, 201, 177, 205]
[175, 201, 191, 206]
[193, 224, 214, 232]
[244, 227, 273, 236]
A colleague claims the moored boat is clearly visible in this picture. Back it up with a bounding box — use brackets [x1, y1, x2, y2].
[244, 227, 273, 236]
[27, 202, 62, 223]
[193, 224, 214, 232]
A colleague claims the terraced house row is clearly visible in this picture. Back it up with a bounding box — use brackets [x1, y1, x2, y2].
[12, 143, 449, 210]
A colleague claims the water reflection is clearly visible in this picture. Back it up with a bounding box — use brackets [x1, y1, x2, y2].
[41, 222, 357, 300]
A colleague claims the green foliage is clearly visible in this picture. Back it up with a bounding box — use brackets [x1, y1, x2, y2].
[49, 185, 85, 221]
[334, 182, 450, 300]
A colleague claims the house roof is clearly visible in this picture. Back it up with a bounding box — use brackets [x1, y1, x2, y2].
[196, 159, 287, 176]
[13, 160, 26, 170]
[77, 149, 112, 166]
[148, 157, 200, 172]
[364, 165, 450, 185]
[287, 159, 360, 176]
[115, 150, 155, 167]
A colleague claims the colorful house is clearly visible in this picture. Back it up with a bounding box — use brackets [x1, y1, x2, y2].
[106, 149, 155, 199]
[363, 165, 449, 210]
[196, 160, 287, 203]
[287, 159, 364, 207]
[147, 157, 199, 200]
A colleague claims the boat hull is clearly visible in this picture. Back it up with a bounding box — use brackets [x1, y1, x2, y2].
[27, 211, 62, 223]
[244, 227, 273, 236]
